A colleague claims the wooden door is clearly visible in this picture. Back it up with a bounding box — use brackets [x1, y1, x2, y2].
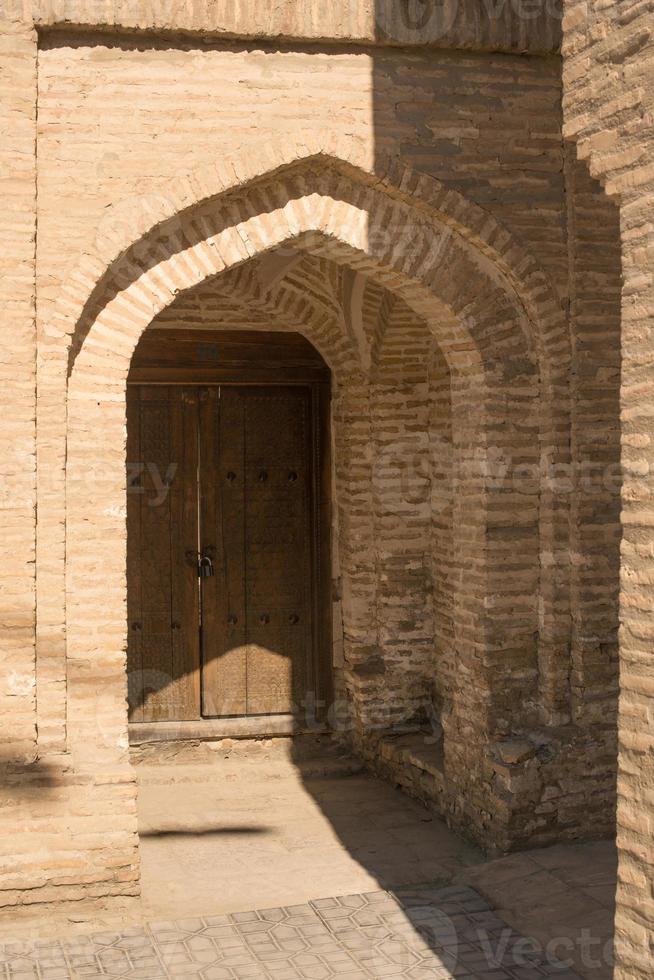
[126, 385, 200, 722]
[127, 376, 329, 726]
[200, 386, 316, 717]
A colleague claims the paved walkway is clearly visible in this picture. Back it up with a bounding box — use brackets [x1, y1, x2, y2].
[0, 738, 613, 979]
[462, 844, 615, 980]
[0, 883, 582, 979]
[134, 738, 481, 920]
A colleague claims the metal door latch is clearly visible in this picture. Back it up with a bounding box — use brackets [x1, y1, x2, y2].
[198, 555, 214, 578]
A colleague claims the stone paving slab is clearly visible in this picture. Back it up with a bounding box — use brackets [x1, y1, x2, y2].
[0, 885, 582, 980]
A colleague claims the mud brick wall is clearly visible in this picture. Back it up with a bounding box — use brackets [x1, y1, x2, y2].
[0, 0, 625, 928]
[562, 1, 654, 976]
[0, 21, 37, 766]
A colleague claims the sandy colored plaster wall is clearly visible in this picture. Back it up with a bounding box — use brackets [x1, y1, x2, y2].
[562, 1, 654, 977]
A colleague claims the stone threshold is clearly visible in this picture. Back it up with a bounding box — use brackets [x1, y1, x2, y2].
[129, 716, 329, 744]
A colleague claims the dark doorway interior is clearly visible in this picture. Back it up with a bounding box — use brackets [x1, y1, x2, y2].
[126, 330, 332, 735]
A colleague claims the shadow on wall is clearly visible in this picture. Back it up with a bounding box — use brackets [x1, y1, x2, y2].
[371, 0, 623, 835]
[0, 754, 69, 797]
[78, 6, 621, 970]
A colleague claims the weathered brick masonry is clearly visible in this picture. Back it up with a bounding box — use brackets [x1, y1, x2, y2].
[561, 2, 654, 977]
[0, 0, 632, 947]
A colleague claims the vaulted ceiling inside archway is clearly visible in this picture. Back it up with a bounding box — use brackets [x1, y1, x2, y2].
[149, 248, 424, 371]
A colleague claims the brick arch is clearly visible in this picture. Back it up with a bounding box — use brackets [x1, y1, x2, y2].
[55, 146, 570, 738]
[63, 162, 560, 805]
[57, 132, 567, 378]
[68, 167, 536, 384]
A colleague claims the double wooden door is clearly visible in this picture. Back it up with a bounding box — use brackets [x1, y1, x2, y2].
[126, 384, 327, 724]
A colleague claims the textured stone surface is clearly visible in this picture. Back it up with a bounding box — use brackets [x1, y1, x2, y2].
[130, 738, 615, 980]
[463, 840, 616, 980]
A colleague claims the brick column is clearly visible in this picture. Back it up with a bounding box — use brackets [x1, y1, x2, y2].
[0, 18, 37, 764]
[562, 2, 654, 974]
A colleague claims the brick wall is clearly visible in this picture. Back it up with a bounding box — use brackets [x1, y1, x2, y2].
[33, 32, 569, 756]
[0, 21, 37, 765]
[0, 0, 627, 926]
[24, 0, 561, 51]
[562, 2, 654, 976]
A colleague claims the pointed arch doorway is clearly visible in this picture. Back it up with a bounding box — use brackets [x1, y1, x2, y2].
[126, 328, 332, 739]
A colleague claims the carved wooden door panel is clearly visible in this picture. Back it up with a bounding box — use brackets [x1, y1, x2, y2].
[126, 385, 200, 722]
[200, 386, 315, 717]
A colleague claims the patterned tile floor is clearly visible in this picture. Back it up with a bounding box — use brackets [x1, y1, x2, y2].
[0, 885, 582, 980]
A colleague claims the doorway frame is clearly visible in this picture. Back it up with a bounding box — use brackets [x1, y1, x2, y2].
[61, 146, 572, 857]
[127, 329, 333, 741]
